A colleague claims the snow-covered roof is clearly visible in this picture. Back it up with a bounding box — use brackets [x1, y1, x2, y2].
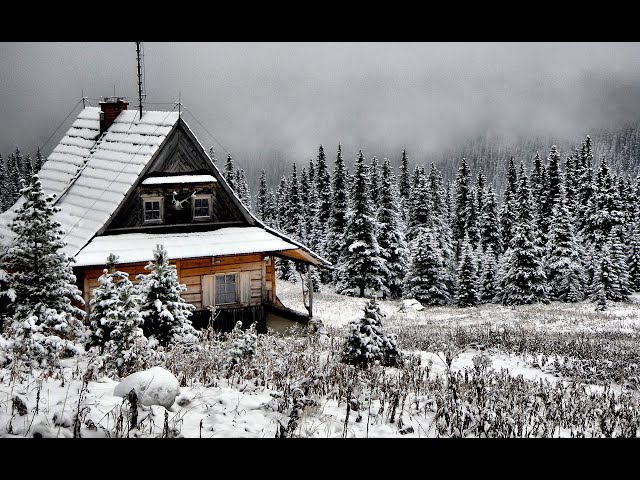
[55, 110, 180, 258]
[74, 227, 298, 266]
[0, 106, 330, 268]
[0, 107, 101, 243]
[141, 174, 217, 185]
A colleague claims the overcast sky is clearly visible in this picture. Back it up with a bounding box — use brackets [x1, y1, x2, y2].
[2, 42, 640, 170]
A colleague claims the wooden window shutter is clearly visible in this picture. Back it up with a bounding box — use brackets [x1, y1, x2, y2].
[202, 275, 216, 308]
[239, 272, 251, 305]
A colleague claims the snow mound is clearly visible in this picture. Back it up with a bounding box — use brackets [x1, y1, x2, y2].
[114, 366, 180, 409]
[402, 299, 424, 311]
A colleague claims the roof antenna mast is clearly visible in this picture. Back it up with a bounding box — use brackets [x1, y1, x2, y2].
[136, 41, 144, 118]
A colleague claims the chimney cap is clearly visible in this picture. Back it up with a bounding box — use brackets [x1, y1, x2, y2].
[100, 96, 128, 104]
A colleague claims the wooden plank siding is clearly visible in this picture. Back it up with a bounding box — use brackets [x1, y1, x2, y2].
[76, 253, 270, 313]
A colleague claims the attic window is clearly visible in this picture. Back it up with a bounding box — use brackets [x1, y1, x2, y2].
[192, 194, 212, 220]
[142, 195, 164, 224]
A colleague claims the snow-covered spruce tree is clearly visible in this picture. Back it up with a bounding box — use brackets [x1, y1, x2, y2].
[544, 183, 586, 302]
[86, 254, 123, 353]
[256, 169, 268, 221]
[427, 163, 456, 294]
[404, 227, 451, 306]
[137, 244, 197, 348]
[479, 185, 501, 255]
[208, 147, 217, 164]
[1, 175, 85, 365]
[497, 166, 548, 306]
[607, 227, 631, 302]
[106, 271, 146, 376]
[23, 154, 33, 181]
[499, 157, 518, 253]
[224, 153, 236, 192]
[342, 297, 401, 368]
[34, 147, 44, 173]
[315, 145, 332, 249]
[398, 149, 411, 220]
[336, 150, 387, 297]
[478, 246, 498, 303]
[544, 146, 562, 220]
[456, 236, 479, 307]
[0, 260, 16, 328]
[592, 244, 613, 311]
[530, 152, 548, 241]
[406, 165, 430, 243]
[584, 157, 621, 247]
[234, 168, 251, 210]
[286, 162, 306, 244]
[377, 158, 409, 299]
[325, 145, 349, 282]
[627, 223, 640, 291]
[454, 157, 473, 256]
[369, 156, 380, 206]
[0, 154, 7, 212]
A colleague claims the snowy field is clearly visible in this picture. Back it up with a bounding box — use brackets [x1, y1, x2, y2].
[2, 280, 640, 438]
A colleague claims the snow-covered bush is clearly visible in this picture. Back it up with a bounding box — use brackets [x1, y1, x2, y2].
[224, 321, 257, 372]
[342, 297, 402, 368]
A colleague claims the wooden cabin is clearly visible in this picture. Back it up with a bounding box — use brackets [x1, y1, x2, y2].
[0, 98, 330, 332]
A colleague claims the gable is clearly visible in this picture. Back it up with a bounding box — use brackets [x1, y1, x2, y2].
[101, 121, 252, 233]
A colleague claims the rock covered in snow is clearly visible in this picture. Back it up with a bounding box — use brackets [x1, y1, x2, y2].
[402, 299, 424, 311]
[113, 366, 180, 409]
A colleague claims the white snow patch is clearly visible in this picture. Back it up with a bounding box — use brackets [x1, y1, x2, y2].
[142, 175, 217, 185]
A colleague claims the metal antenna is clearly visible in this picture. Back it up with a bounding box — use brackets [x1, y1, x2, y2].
[136, 42, 144, 118]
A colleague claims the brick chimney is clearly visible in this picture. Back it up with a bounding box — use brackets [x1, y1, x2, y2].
[99, 96, 128, 134]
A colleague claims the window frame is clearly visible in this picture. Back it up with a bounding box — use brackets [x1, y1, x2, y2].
[141, 195, 164, 225]
[192, 193, 213, 221]
[214, 272, 239, 306]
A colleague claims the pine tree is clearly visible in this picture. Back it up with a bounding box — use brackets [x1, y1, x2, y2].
[499, 157, 518, 252]
[234, 168, 251, 210]
[325, 145, 349, 278]
[224, 154, 236, 192]
[607, 227, 631, 301]
[407, 165, 430, 243]
[398, 149, 411, 223]
[456, 236, 479, 307]
[530, 152, 547, 237]
[336, 151, 387, 297]
[0, 154, 6, 212]
[342, 297, 401, 368]
[106, 271, 145, 376]
[1, 175, 85, 364]
[585, 157, 622, 247]
[480, 185, 501, 255]
[628, 223, 640, 291]
[275, 176, 289, 232]
[546, 146, 562, 214]
[369, 156, 380, 206]
[544, 184, 586, 302]
[498, 166, 547, 305]
[208, 147, 217, 164]
[87, 254, 127, 353]
[137, 244, 197, 348]
[286, 162, 306, 243]
[404, 227, 451, 305]
[377, 158, 409, 299]
[478, 246, 498, 303]
[592, 244, 613, 310]
[256, 169, 268, 221]
[23, 154, 33, 181]
[315, 145, 332, 244]
[454, 157, 473, 255]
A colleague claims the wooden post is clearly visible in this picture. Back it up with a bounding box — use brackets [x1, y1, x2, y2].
[307, 266, 313, 319]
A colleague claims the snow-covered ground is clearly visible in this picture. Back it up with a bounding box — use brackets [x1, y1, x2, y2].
[2, 281, 640, 438]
